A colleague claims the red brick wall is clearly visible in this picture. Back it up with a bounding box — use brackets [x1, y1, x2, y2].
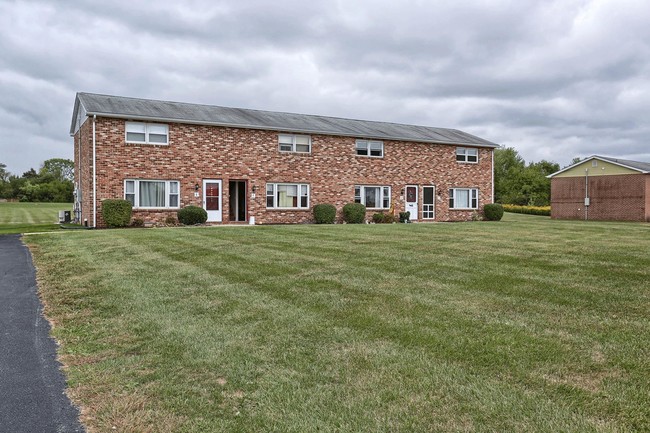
[74, 117, 494, 227]
[551, 174, 647, 221]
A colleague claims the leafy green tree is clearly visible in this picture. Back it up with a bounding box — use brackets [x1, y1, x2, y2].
[494, 147, 526, 204]
[40, 158, 74, 182]
[494, 148, 560, 206]
[0, 162, 9, 183]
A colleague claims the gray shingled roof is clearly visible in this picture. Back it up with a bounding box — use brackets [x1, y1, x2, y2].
[548, 155, 650, 178]
[70, 92, 499, 148]
[596, 155, 650, 173]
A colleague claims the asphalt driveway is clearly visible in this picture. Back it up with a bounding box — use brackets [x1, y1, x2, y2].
[0, 234, 85, 433]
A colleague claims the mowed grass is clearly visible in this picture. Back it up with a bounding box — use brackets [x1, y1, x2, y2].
[0, 202, 72, 234]
[27, 214, 650, 432]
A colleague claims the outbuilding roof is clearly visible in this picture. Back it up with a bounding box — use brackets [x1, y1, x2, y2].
[70, 92, 499, 148]
[548, 155, 650, 178]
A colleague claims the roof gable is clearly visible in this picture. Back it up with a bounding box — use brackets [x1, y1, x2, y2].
[70, 92, 498, 148]
[548, 155, 650, 178]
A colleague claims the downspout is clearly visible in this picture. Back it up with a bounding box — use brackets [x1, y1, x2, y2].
[92, 115, 97, 228]
[491, 149, 495, 203]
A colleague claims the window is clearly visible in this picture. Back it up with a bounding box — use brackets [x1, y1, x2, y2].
[126, 122, 169, 145]
[356, 140, 384, 157]
[449, 188, 478, 209]
[124, 180, 180, 208]
[354, 185, 391, 209]
[278, 134, 311, 153]
[456, 147, 478, 163]
[266, 183, 309, 209]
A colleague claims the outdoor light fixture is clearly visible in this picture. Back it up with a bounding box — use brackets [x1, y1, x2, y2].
[194, 183, 200, 191]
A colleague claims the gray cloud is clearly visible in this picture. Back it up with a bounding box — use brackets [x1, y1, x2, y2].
[1, 0, 649, 175]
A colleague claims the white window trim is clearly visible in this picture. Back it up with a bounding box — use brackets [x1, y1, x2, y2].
[124, 179, 180, 209]
[125, 122, 169, 145]
[456, 147, 478, 163]
[278, 134, 312, 153]
[449, 188, 479, 210]
[266, 183, 310, 209]
[354, 185, 391, 209]
[355, 140, 384, 158]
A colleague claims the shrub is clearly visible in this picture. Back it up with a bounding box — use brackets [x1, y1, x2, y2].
[502, 204, 551, 216]
[342, 203, 366, 224]
[102, 199, 132, 228]
[399, 211, 411, 223]
[483, 203, 504, 221]
[177, 206, 208, 225]
[165, 216, 178, 226]
[382, 213, 396, 224]
[372, 213, 385, 224]
[313, 204, 336, 224]
[131, 218, 144, 227]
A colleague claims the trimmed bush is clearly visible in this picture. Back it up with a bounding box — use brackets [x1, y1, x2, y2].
[313, 204, 336, 224]
[399, 211, 411, 223]
[165, 216, 178, 226]
[177, 206, 208, 225]
[502, 204, 551, 216]
[102, 199, 132, 228]
[342, 203, 366, 224]
[372, 213, 385, 224]
[382, 213, 396, 223]
[483, 203, 504, 221]
[131, 218, 144, 227]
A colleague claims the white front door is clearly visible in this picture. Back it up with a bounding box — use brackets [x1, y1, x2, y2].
[203, 179, 222, 222]
[405, 185, 418, 221]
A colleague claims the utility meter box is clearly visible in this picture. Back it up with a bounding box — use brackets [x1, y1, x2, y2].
[584, 197, 590, 206]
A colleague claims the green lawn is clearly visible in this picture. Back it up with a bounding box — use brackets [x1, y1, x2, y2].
[0, 202, 72, 234]
[26, 214, 650, 432]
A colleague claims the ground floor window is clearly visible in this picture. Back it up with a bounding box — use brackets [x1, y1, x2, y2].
[266, 183, 309, 209]
[125, 179, 179, 208]
[449, 188, 478, 209]
[355, 185, 391, 209]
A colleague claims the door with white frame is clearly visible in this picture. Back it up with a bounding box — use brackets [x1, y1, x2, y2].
[405, 185, 418, 221]
[203, 179, 222, 222]
[422, 185, 436, 220]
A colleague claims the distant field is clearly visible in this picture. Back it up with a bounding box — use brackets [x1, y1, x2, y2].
[0, 202, 72, 234]
[26, 214, 650, 432]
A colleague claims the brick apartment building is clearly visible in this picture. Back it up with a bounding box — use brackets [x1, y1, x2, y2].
[70, 93, 498, 227]
[548, 155, 650, 222]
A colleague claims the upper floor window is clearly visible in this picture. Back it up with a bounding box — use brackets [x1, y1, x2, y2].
[278, 134, 311, 153]
[456, 147, 478, 163]
[355, 185, 391, 209]
[266, 183, 309, 209]
[356, 140, 384, 157]
[125, 179, 179, 208]
[449, 188, 478, 209]
[126, 122, 169, 145]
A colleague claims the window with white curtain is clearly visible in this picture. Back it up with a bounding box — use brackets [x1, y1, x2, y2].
[266, 183, 309, 209]
[449, 188, 478, 209]
[354, 185, 391, 209]
[126, 122, 169, 145]
[124, 180, 179, 208]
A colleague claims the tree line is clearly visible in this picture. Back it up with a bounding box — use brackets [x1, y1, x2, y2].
[494, 147, 563, 206]
[0, 158, 74, 202]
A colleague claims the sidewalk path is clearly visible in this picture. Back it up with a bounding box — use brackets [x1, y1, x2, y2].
[0, 234, 85, 433]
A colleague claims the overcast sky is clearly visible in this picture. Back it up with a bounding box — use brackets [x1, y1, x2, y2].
[1, 0, 649, 175]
